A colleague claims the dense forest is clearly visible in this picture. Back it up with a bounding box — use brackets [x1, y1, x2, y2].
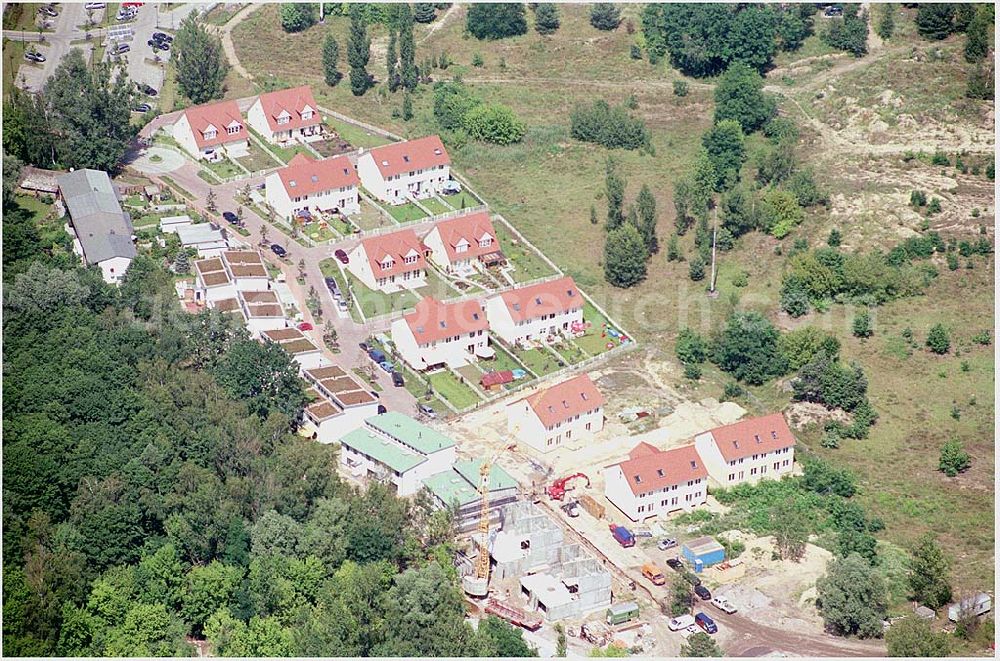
[1, 168, 535, 656]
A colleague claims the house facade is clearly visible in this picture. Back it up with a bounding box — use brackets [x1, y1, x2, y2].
[265, 153, 360, 221]
[506, 373, 604, 453]
[346, 228, 428, 293]
[486, 276, 585, 346]
[390, 296, 490, 371]
[172, 99, 248, 161]
[694, 412, 796, 487]
[247, 85, 322, 144]
[423, 211, 504, 276]
[603, 442, 708, 522]
[57, 169, 136, 284]
[356, 135, 451, 205]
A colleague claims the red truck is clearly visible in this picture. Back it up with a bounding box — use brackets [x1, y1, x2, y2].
[609, 523, 636, 548]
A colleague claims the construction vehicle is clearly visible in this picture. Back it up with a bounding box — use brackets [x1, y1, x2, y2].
[462, 442, 517, 597]
[484, 597, 543, 631]
[547, 472, 590, 500]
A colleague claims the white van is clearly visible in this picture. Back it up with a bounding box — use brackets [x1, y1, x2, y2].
[667, 614, 695, 631]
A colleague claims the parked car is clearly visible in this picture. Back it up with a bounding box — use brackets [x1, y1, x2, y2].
[132, 103, 152, 113]
[824, 5, 843, 16]
[711, 597, 737, 614]
[116, 9, 136, 21]
[377, 404, 387, 415]
[683, 571, 702, 588]
[337, 299, 349, 312]
[324, 276, 338, 290]
[222, 211, 238, 224]
[270, 244, 288, 258]
[39, 5, 58, 17]
[152, 31, 173, 43]
[694, 585, 712, 601]
[417, 403, 437, 419]
[391, 371, 404, 387]
[641, 563, 666, 586]
[680, 624, 701, 639]
[358, 342, 370, 353]
[610, 524, 635, 548]
[634, 528, 654, 538]
[24, 50, 46, 63]
[334, 249, 349, 264]
[667, 614, 695, 632]
[666, 557, 683, 571]
[297, 322, 313, 332]
[113, 42, 130, 54]
[368, 348, 387, 364]
[137, 83, 158, 97]
[148, 39, 169, 50]
[657, 538, 677, 551]
[85, 2, 107, 9]
[695, 612, 717, 634]
[560, 501, 580, 518]
[378, 361, 394, 374]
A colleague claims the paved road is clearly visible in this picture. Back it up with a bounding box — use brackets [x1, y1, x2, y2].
[14, 3, 92, 92]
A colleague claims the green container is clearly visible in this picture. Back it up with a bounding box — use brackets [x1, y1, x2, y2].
[606, 601, 639, 625]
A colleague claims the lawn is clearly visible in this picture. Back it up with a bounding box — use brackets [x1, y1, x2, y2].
[384, 201, 429, 224]
[202, 3, 240, 26]
[236, 140, 281, 173]
[299, 222, 338, 243]
[480, 342, 527, 388]
[201, 157, 243, 181]
[495, 222, 558, 283]
[551, 338, 588, 365]
[512, 345, 563, 377]
[397, 362, 450, 417]
[319, 258, 419, 321]
[3, 39, 27, 101]
[441, 191, 481, 210]
[420, 197, 451, 216]
[248, 126, 314, 164]
[572, 299, 624, 356]
[427, 369, 483, 411]
[351, 201, 394, 232]
[324, 117, 394, 150]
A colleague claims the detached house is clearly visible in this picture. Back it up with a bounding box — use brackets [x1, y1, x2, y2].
[486, 276, 584, 346]
[247, 85, 322, 145]
[357, 135, 451, 205]
[172, 99, 248, 161]
[265, 153, 360, 221]
[346, 228, 428, 293]
[694, 413, 796, 487]
[58, 169, 136, 284]
[390, 296, 490, 371]
[423, 211, 504, 276]
[507, 373, 604, 453]
[604, 443, 708, 522]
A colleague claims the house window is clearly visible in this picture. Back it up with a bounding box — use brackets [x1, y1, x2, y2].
[728, 473, 735, 481]
[565, 430, 571, 440]
[404, 254, 418, 265]
[302, 109, 314, 119]
[455, 243, 468, 254]
[204, 129, 217, 140]
[277, 116, 290, 125]
[751, 467, 758, 475]
[479, 236, 492, 248]
[227, 124, 241, 135]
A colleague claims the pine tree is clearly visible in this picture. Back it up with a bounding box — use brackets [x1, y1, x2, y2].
[386, 27, 400, 92]
[636, 183, 658, 254]
[414, 3, 436, 24]
[402, 93, 413, 121]
[399, 4, 417, 91]
[876, 4, 895, 40]
[322, 33, 340, 86]
[666, 233, 681, 262]
[908, 534, 952, 608]
[174, 14, 229, 104]
[534, 3, 560, 35]
[173, 250, 190, 274]
[348, 4, 371, 96]
[964, 5, 992, 63]
[605, 157, 626, 231]
[590, 3, 622, 31]
[604, 223, 647, 287]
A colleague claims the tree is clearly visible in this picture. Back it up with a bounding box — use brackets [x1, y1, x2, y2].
[688, 256, 705, 282]
[852, 309, 873, 338]
[590, 3, 621, 31]
[770, 500, 808, 561]
[462, 103, 526, 145]
[555, 622, 567, 657]
[474, 616, 537, 656]
[181, 561, 243, 633]
[174, 14, 228, 104]
[675, 328, 708, 365]
[938, 438, 971, 478]
[908, 534, 952, 609]
[666, 233, 681, 261]
[925, 323, 950, 354]
[402, 93, 413, 121]
[433, 81, 481, 130]
[605, 157, 626, 231]
[3, 150, 23, 210]
[886, 616, 950, 657]
[680, 631, 723, 657]
[604, 223, 647, 288]
[466, 3, 527, 40]
[964, 5, 993, 62]
[280, 3, 317, 32]
[348, 4, 372, 96]
[376, 561, 472, 656]
[701, 119, 746, 191]
[816, 553, 888, 638]
[213, 340, 307, 422]
[915, 3, 955, 40]
[534, 3, 560, 35]
[173, 250, 190, 275]
[822, 8, 870, 57]
[714, 62, 776, 133]
[635, 184, 658, 254]
[966, 61, 995, 100]
[876, 4, 896, 40]
[398, 4, 417, 91]
[710, 311, 788, 385]
[414, 3, 436, 24]
[668, 575, 692, 616]
[322, 34, 341, 86]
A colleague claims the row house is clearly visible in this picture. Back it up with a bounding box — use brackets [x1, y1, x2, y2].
[357, 135, 451, 205]
[346, 228, 428, 293]
[694, 412, 796, 487]
[237, 290, 287, 337]
[172, 99, 248, 161]
[423, 210, 505, 276]
[301, 365, 381, 444]
[246, 85, 323, 145]
[193, 250, 270, 306]
[264, 153, 360, 221]
[603, 443, 708, 523]
[485, 276, 584, 346]
[261, 328, 329, 373]
[390, 296, 490, 371]
[506, 373, 605, 454]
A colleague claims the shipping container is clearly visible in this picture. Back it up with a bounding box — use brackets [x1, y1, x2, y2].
[606, 601, 639, 625]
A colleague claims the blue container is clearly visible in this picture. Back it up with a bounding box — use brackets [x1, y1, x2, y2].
[681, 537, 726, 573]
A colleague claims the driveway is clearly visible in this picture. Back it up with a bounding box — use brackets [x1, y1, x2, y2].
[128, 146, 186, 175]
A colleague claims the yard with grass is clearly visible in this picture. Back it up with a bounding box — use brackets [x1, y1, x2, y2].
[427, 369, 482, 411]
[495, 222, 558, 283]
[441, 191, 480, 210]
[420, 197, 451, 216]
[397, 363, 450, 417]
[236, 140, 281, 173]
[2, 39, 27, 100]
[571, 299, 623, 356]
[551, 339, 588, 365]
[352, 201, 396, 232]
[319, 258, 417, 321]
[247, 127, 314, 164]
[298, 221, 338, 243]
[200, 157, 243, 181]
[384, 201, 428, 224]
[511, 345, 562, 378]
[324, 117, 394, 150]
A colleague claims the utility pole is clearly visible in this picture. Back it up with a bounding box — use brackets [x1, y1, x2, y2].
[708, 206, 719, 298]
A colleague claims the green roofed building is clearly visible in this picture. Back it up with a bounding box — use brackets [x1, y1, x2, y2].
[421, 459, 519, 533]
[340, 428, 429, 496]
[365, 411, 456, 456]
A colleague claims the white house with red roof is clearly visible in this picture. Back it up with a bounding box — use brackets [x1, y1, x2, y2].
[172, 99, 248, 161]
[604, 443, 708, 522]
[390, 296, 490, 370]
[346, 228, 429, 293]
[423, 210, 504, 276]
[247, 85, 323, 145]
[694, 412, 796, 487]
[356, 135, 451, 205]
[264, 153, 360, 221]
[506, 373, 604, 453]
[485, 276, 584, 346]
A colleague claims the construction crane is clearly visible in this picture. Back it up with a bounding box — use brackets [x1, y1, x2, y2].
[546, 472, 591, 500]
[463, 441, 516, 597]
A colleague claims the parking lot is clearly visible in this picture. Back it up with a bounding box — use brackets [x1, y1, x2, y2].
[13, 3, 92, 92]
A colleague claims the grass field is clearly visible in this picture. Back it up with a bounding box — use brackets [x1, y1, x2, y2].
[384, 201, 428, 224]
[236, 140, 281, 172]
[495, 222, 559, 283]
[421, 197, 451, 216]
[352, 201, 396, 232]
[428, 369, 482, 410]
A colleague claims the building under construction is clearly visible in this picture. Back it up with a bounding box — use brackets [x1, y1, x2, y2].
[488, 502, 612, 621]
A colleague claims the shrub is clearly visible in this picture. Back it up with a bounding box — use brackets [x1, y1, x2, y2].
[280, 3, 317, 32]
[909, 190, 927, 207]
[462, 103, 526, 145]
[762, 189, 804, 239]
[472, 52, 484, 67]
[939, 438, 971, 477]
[821, 8, 869, 57]
[852, 310, 873, 338]
[722, 382, 744, 400]
[731, 270, 748, 288]
[714, 62, 777, 133]
[630, 44, 642, 59]
[827, 228, 842, 247]
[533, 3, 560, 35]
[688, 256, 705, 281]
[683, 363, 702, 381]
[467, 3, 527, 40]
[711, 311, 788, 385]
[930, 151, 950, 166]
[946, 252, 959, 270]
[780, 275, 810, 317]
[926, 324, 950, 354]
[590, 3, 621, 31]
[433, 81, 480, 131]
[926, 198, 942, 214]
[971, 329, 991, 345]
[676, 328, 709, 365]
[570, 100, 651, 151]
[672, 80, 689, 97]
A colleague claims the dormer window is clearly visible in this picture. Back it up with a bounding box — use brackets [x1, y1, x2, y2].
[227, 124, 241, 135]
[479, 236, 492, 248]
[277, 116, 290, 125]
[456, 243, 468, 254]
[633, 475, 641, 484]
[302, 108, 314, 119]
[656, 469, 664, 477]
[381, 257, 394, 269]
[204, 128, 217, 140]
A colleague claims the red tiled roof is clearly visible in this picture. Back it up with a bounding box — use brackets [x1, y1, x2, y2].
[367, 135, 450, 179]
[359, 228, 427, 279]
[498, 276, 583, 323]
[706, 413, 796, 462]
[521, 373, 604, 428]
[481, 370, 514, 387]
[183, 99, 245, 150]
[614, 443, 707, 496]
[256, 85, 321, 133]
[277, 154, 359, 198]
[403, 296, 488, 345]
[430, 211, 499, 264]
